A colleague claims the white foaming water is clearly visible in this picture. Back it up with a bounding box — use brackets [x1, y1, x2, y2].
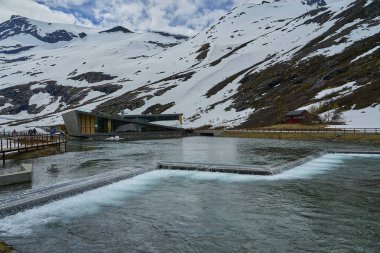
[0, 154, 378, 236]
[0, 172, 163, 236]
[165, 154, 347, 182]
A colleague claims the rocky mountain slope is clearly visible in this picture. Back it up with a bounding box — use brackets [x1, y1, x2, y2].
[0, 0, 379, 129]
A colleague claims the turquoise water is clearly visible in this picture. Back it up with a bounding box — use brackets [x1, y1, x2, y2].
[0, 137, 379, 252]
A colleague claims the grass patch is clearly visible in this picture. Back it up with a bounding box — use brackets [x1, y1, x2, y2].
[222, 131, 380, 143]
[0, 241, 14, 253]
[256, 123, 328, 130]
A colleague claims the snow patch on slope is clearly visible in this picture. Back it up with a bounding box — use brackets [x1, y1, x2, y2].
[351, 45, 380, 62]
[337, 105, 380, 128]
[29, 92, 53, 108]
[299, 81, 362, 112]
[315, 81, 361, 99]
[305, 22, 379, 59]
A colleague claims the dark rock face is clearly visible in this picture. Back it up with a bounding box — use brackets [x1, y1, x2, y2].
[206, 67, 251, 98]
[68, 72, 118, 83]
[301, 0, 327, 6]
[0, 56, 32, 63]
[0, 45, 35, 54]
[78, 32, 87, 38]
[0, 83, 35, 114]
[196, 43, 210, 61]
[99, 26, 133, 34]
[154, 85, 177, 96]
[98, 70, 196, 113]
[95, 85, 153, 114]
[147, 41, 179, 48]
[0, 81, 122, 115]
[152, 31, 189, 40]
[152, 71, 196, 84]
[142, 102, 175, 114]
[43, 30, 77, 43]
[0, 15, 78, 43]
[92, 84, 122, 94]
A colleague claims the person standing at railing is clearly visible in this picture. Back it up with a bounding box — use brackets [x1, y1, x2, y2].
[50, 129, 55, 141]
[59, 131, 64, 142]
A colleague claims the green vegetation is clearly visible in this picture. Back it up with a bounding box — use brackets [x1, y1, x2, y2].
[222, 131, 380, 143]
[0, 241, 14, 253]
[257, 123, 327, 130]
[228, 0, 380, 128]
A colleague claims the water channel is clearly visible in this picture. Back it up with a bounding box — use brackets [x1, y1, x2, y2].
[0, 137, 379, 252]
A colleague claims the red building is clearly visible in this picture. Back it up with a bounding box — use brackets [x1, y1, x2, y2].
[285, 110, 312, 124]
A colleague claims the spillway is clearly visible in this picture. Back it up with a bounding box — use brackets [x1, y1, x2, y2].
[158, 152, 327, 175]
[0, 167, 152, 217]
[158, 161, 272, 175]
[1, 150, 378, 218]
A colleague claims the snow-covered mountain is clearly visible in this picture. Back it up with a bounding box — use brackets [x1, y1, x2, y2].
[0, 0, 379, 129]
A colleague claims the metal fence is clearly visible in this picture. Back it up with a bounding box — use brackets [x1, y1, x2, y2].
[226, 128, 380, 134]
[0, 133, 68, 152]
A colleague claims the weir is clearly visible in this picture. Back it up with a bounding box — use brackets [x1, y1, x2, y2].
[0, 150, 379, 218]
[271, 151, 328, 175]
[329, 150, 380, 155]
[158, 152, 328, 175]
[0, 167, 152, 217]
[158, 161, 271, 175]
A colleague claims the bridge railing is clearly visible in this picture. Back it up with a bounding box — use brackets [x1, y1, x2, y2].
[0, 133, 68, 152]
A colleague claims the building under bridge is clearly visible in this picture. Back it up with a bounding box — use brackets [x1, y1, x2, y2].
[62, 110, 185, 139]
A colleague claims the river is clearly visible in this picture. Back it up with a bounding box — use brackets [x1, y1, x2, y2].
[0, 137, 379, 252]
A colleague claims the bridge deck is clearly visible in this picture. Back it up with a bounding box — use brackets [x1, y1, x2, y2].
[0, 134, 68, 166]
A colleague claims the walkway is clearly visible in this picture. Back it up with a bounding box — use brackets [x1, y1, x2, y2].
[0, 133, 68, 166]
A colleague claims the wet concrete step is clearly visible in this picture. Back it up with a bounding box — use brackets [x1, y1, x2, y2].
[0, 164, 32, 186]
[0, 167, 151, 217]
[330, 150, 380, 154]
[158, 161, 272, 175]
[158, 152, 328, 176]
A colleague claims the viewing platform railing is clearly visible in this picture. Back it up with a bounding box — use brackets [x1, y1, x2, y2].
[0, 133, 68, 166]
